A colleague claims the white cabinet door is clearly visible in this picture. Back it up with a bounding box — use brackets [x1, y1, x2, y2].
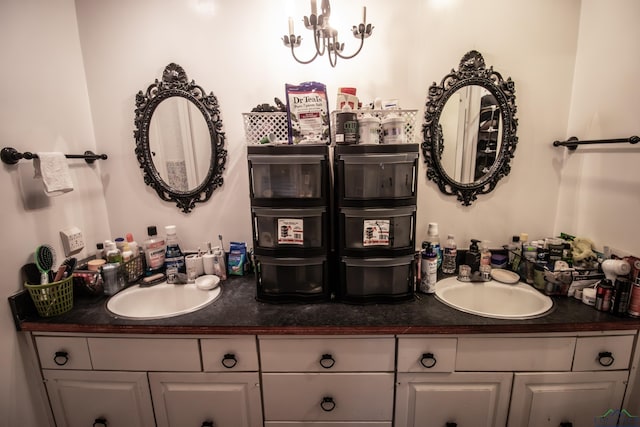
[508, 371, 629, 427]
[395, 372, 513, 427]
[43, 370, 155, 427]
[149, 372, 263, 427]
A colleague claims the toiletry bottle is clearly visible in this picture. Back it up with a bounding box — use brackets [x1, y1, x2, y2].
[121, 242, 133, 262]
[143, 225, 166, 275]
[465, 239, 481, 273]
[125, 233, 139, 257]
[105, 241, 123, 264]
[426, 222, 442, 269]
[164, 225, 185, 283]
[522, 240, 538, 284]
[507, 235, 520, 270]
[212, 246, 227, 280]
[480, 241, 492, 268]
[442, 234, 457, 274]
[95, 242, 105, 260]
[420, 242, 438, 294]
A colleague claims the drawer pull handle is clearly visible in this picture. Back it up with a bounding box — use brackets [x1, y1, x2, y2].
[221, 353, 238, 369]
[597, 351, 614, 367]
[320, 396, 336, 412]
[446, 423, 457, 427]
[54, 351, 69, 366]
[559, 422, 573, 427]
[420, 352, 437, 368]
[93, 417, 107, 427]
[201, 421, 214, 427]
[319, 354, 335, 369]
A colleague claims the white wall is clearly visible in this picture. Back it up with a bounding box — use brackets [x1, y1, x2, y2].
[75, 0, 582, 253]
[2, 0, 639, 424]
[561, 0, 640, 412]
[0, 1, 111, 425]
[555, 0, 640, 257]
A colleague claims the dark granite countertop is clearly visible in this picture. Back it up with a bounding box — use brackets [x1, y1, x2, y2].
[10, 275, 640, 335]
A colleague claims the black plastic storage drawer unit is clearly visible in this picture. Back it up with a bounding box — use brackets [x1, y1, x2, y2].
[247, 144, 332, 303]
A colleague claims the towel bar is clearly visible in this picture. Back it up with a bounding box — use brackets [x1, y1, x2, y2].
[1, 147, 108, 165]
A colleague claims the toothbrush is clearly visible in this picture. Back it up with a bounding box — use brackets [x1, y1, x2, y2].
[218, 234, 224, 251]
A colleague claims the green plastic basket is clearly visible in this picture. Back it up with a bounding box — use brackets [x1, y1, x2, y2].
[25, 275, 74, 317]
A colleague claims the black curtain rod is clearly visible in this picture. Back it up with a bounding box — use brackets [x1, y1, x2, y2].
[553, 135, 639, 151]
[1, 147, 108, 165]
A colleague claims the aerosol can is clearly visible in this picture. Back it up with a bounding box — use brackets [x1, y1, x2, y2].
[420, 242, 438, 294]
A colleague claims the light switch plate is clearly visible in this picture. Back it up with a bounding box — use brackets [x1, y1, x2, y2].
[60, 226, 84, 256]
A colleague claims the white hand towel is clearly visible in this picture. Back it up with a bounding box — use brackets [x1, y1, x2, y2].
[33, 152, 74, 196]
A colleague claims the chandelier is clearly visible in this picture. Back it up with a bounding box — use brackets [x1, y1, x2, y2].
[282, 0, 374, 67]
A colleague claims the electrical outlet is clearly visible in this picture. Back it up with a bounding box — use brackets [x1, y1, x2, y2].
[60, 226, 84, 256]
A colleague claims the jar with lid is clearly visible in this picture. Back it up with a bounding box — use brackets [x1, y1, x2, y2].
[358, 113, 380, 144]
[381, 114, 406, 144]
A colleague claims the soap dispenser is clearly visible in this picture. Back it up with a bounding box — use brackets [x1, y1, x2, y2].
[465, 239, 481, 273]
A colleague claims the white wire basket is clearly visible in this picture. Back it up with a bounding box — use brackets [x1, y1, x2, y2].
[242, 112, 289, 144]
[330, 109, 419, 144]
[243, 109, 419, 145]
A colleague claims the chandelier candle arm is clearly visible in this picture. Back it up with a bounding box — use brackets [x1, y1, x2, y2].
[283, 0, 373, 67]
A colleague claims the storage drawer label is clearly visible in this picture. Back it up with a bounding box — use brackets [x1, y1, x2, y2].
[363, 219, 390, 246]
[278, 219, 303, 245]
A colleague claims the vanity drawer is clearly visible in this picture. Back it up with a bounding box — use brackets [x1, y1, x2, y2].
[397, 337, 457, 372]
[572, 334, 635, 371]
[35, 336, 92, 370]
[259, 336, 395, 372]
[201, 336, 259, 372]
[88, 338, 201, 371]
[262, 373, 394, 421]
[456, 337, 576, 371]
[266, 423, 391, 427]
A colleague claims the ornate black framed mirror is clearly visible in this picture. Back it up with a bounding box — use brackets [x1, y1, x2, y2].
[134, 63, 227, 213]
[422, 50, 517, 206]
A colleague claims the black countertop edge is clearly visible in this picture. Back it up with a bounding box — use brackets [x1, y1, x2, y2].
[10, 274, 640, 336]
[15, 321, 640, 336]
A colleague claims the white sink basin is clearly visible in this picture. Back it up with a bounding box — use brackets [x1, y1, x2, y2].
[106, 282, 221, 320]
[434, 276, 553, 319]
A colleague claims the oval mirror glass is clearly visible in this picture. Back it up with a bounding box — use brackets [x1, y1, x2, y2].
[439, 85, 503, 184]
[149, 96, 212, 192]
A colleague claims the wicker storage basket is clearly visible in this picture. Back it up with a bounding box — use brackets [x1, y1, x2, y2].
[120, 255, 144, 283]
[25, 275, 74, 317]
